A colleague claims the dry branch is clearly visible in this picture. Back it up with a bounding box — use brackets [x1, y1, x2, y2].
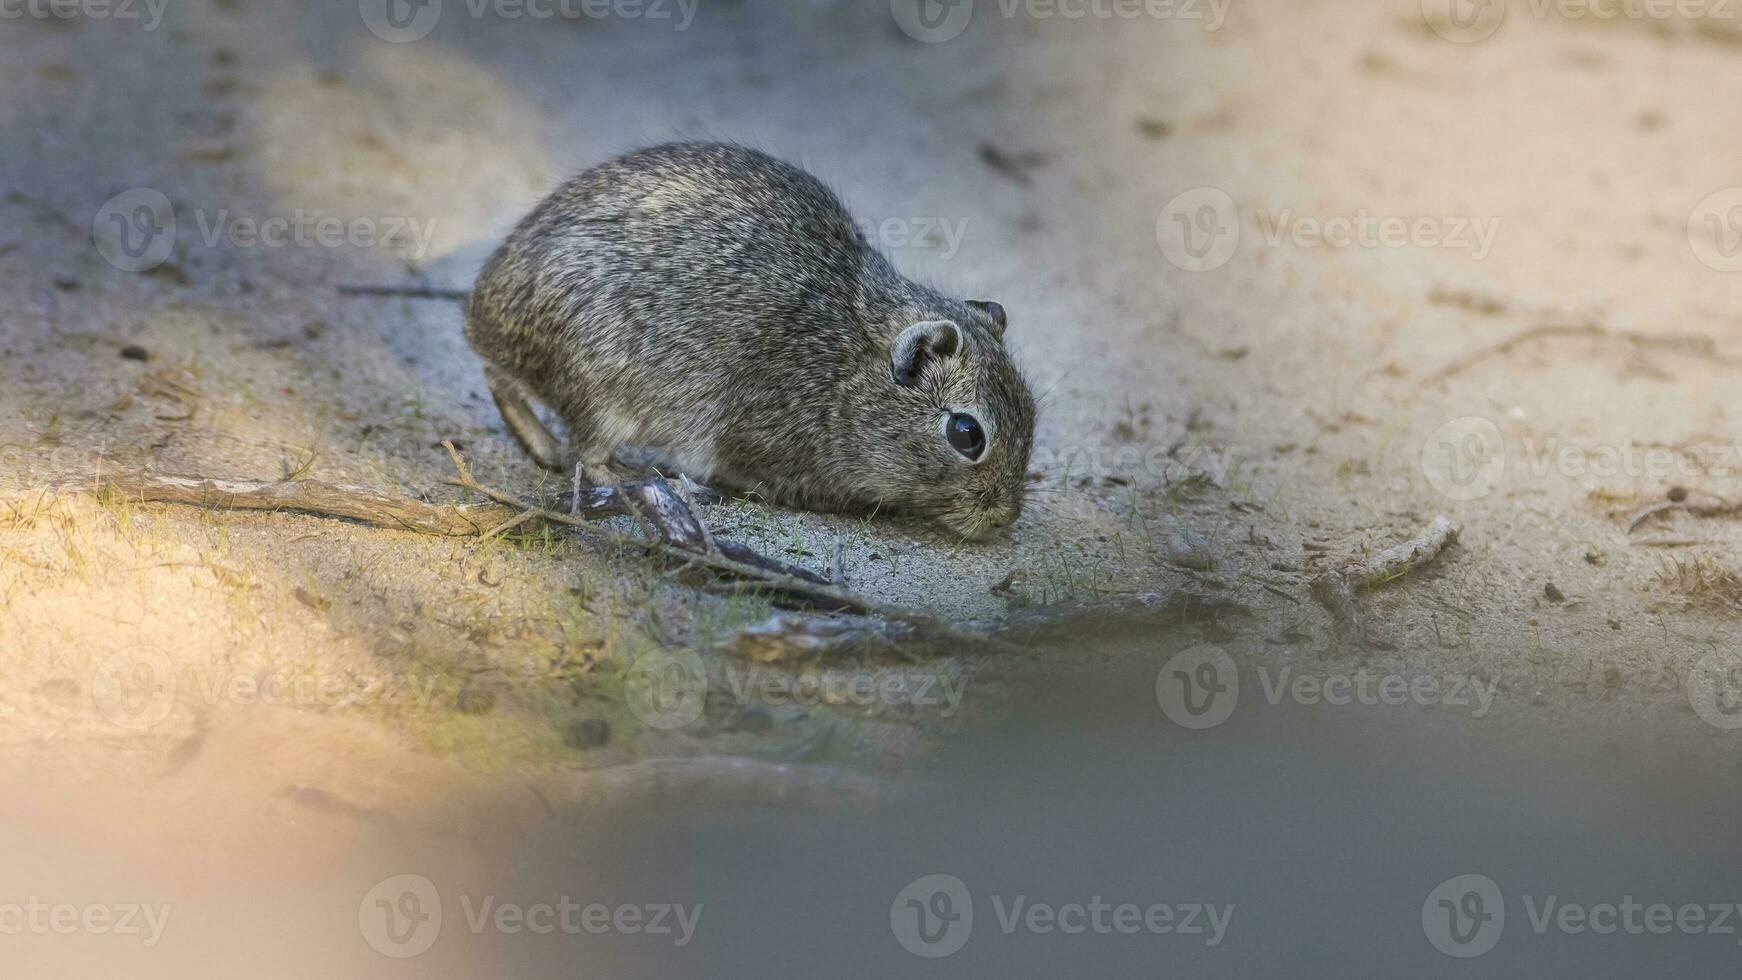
[100, 473, 519, 535]
[336, 283, 471, 302]
[92, 447, 1030, 654]
[1312, 516, 1461, 646]
[1625, 496, 1742, 535]
[1427, 322, 1742, 382]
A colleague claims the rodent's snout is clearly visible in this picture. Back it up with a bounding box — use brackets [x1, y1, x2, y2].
[988, 494, 1023, 530]
[942, 492, 1023, 541]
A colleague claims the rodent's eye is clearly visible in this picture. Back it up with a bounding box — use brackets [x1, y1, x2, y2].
[946, 413, 986, 461]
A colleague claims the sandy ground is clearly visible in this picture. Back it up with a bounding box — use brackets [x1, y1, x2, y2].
[2, 0, 1742, 950]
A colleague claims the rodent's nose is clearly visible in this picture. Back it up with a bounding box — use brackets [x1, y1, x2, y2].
[976, 499, 1022, 534]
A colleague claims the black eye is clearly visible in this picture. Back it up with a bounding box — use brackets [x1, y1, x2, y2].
[947, 413, 985, 461]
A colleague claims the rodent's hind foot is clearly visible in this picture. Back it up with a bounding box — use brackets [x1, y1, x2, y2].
[483, 365, 566, 472]
[567, 455, 637, 512]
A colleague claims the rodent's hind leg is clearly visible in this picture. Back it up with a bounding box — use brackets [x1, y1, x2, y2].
[483, 365, 566, 472]
[573, 444, 637, 487]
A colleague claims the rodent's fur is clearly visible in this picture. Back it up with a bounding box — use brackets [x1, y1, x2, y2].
[464, 141, 1036, 539]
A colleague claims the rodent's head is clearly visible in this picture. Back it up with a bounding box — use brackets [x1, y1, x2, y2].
[852, 299, 1036, 540]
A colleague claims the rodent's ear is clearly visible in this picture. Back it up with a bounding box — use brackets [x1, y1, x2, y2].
[966, 300, 1007, 339]
[890, 319, 962, 387]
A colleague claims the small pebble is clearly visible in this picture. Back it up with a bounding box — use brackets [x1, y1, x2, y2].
[564, 717, 610, 749]
[1161, 519, 1213, 571]
[1544, 582, 1566, 602]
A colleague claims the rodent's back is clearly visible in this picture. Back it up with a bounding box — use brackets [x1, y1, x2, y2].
[466, 143, 901, 478]
[469, 142, 878, 376]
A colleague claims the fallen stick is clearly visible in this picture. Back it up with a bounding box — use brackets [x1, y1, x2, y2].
[336, 283, 470, 301]
[1427, 322, 1742, 382]
[97, 470, 845, 604]
[96, 470, 716, 537]
[1312, 516, 1461, 647]
[1625, 497, 1742, 534]
[101, 473, 527, 536]
[90, 448, 1029, 654]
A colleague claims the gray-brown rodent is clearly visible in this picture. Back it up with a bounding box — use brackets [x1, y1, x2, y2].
[464, 141, 1036, 539]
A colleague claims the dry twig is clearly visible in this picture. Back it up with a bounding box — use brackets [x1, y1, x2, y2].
[1312, 516, 1462, 647]
[1626, 494, 1742, 535]
[1427, 322, 1742, 382]
[92, 445, 1029, 654]
[336, 283, 470, 301]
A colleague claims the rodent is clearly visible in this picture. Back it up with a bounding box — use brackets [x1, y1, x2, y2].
[464, 141, 1036, 539]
